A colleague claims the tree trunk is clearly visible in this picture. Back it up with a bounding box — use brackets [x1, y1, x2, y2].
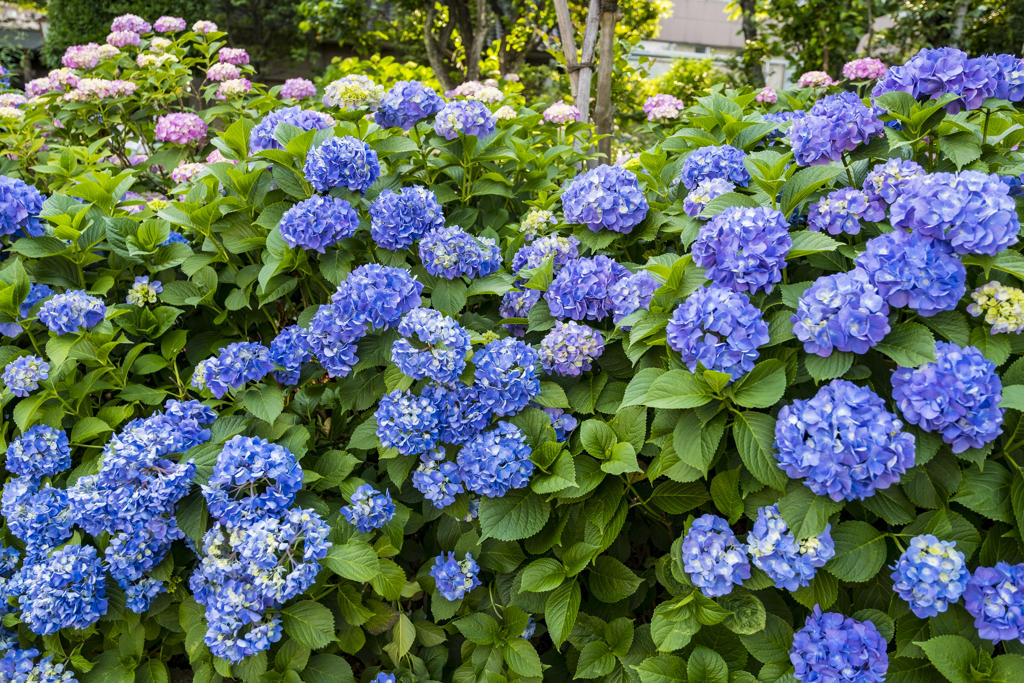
[552, 0, 580, 98]
[577, 0, 601, 125]
[466, 0, 488, 82]
[820, 24, 829, 74]
[738, 0, 764, 88]
[594, 0, 617, 164]
[865, 0, 874, 56]
[423, 2, 455, 92]
[950, 0, 968, 48]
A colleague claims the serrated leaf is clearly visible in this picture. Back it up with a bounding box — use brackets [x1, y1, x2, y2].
[479, 489, 550, 541]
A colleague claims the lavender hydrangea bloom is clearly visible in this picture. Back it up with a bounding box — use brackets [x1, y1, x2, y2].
[855, 229, 965, 317]
[204, 342, 274, 398]
[511, 234, 580, 274]
[990, 53, 1024, 102]
[692, 207, 792, 294]
[0, 649, 75, 683]
[891, 535, 968, 618]
[746, 504, 835, 591]
[279, 78, 316, 100]
[544, 408, 578, 440]
[892, 341, 1004, 453]
[561, 165, 649, 233]
[18, 545, 107, 635]
[269, 325, 312, 385]
[433, 100, 496, 139]
[419, 225, 502, 279]
[963, 562, 1024, 643]
[500, 289, 541, 337]
[667, 284, 769, 381]
[545, 255, 630, 321]
[38, 291, 107, 335]
[808, 187, 885, 235]
[6, 425, 70, 477]
[369, 186, 445, 251]
[775, 379, 915, 501]
[681, 514, 750, 597]
[790, 608, 888, 683]
[279, 195, 359, 252]
[608, 271, 659, 325]
[890, 171, 1019, 256]
[457, 422, 533, 497]
[155, 112, 207, 145]
[201, 435, 302, 525]
[306, 293, 364, 379]
[430, 552, 481, 601]
[684, 178, 735, 217]
[863, 158, 926, 204]
[391, 308, 471, 385]
[374, 81, 445, 131]
[375, 389, 441, 455]
[472, 337, 540, 416]
[343, 264, 424, 329]
[872, 47, 999, 113]
[341, 484, 395, 533]
[680, 145, 751, 189]
[0, 175, 45, 238]
[154, 16, 186, 32]
[540, 321, 604, 376]
[412, 450, 465, 508]
[789, 92, 883, 166]
[792, 269, 891, 356]
[249, 107, 334, 154]
[304, 136, 380, 194]
[762, 110, 807, 144]
[2, 355, 49, 396]
[111, 13, 150, 32]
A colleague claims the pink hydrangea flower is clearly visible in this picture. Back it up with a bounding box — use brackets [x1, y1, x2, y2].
[280, 78, 316, 100]
[643, 93, 684, 121]
[504, 73, 520, 82]
[543, 101, 581, 124]
[171, 161, 206, 184]
[216, 78, 252, 100]
[192, 20, 218, 34]
[206, 149, 238, 165]
[62, 44, 102, 69]
[446, 81, 484, 98]
[207, 63, 240, 82]
[155, 112, 207, 145]
[842, 58, 887, 80]
[0, 94, 28, 107]
[218, 48, 249, 65]
[756, 87, 777, 104]
[107, 31, 141, 48]
[63, 79, 137, 101]
[798, 71, 837, 88]
[111, 14, 151, 33]
[154, 16, 186, 33]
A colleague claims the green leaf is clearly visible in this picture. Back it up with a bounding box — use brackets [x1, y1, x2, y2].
[719, 589, 766, 635]
[728, 359, 787, 409]
[635, 655, 688, 683]
[938, 131, 982, 169]
[281, 601, 335, 649]
[242, 383, 284, 424]
[644, 370, 713, 409]
[454, 613, 500, 645]
[323, 540, 380, 581]
[651, 598, 700, 652]
[992, 655, 1024, 683]
[504, 638, 542, 677]
[70, 417, 112, 443]
[792, 570, 839, 610]
[804, 351, 854, 383]
[971, 327, 1011, 367]
[739, 613, 793, 663]
[602, 442, 642, 475]
[479, 489, 550, 541]
[917, 635, 977, 683]
[788, 230, 842, 258]
[431, 278, 468, 315]
[875, 322, 936, 368]
[826, 520, 887, 582]
[650, 480, 711, 514]
[734, 411, 788, 491]
[1013, 470, 1024, 540]
[688, 646, 729, 683]
[576, 641, 616, 679]
[519, 558, 566, 593]
[581, 419, 617, 458]
[778, 481, 844, 538]
[545, 579, 581, 647]
[710, 468, 742, 523]
[1001, 385, 1024, 412]
[951, 462, 1013, 522]
[588, 556, 643, 602]
[302, 655, 354, 683]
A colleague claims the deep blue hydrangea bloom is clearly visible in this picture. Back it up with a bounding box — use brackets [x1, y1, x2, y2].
[203, 341, 274, 398]
[369, 186, 445, 251]
[679, 145, 750, 189]
[561, 165, 649, 233]
[855, 229, 965, 317]
[306, 294, 363, 378]
[6, 425, 70, 477]
[2, 478, 72, 554]
[990, 53, 1024, 101]
[419, 225, 502, 279]
[105, 525, 176, 612]
[545, 255, 630, 321]
[790, 607, 888, 683]
[457, 422, 533, 497]
[2, 355, 48, 396]
[201, 435, 302, 525]
[762, 110, 806, 144]
[269, 325, 312, 385]
[304, 136, 380, 194]
[392, 308, 471, 385]
[540, 321, 604, 377]
[746, 504, 834, 591]
[0, 175, 45, 238]
[37, 290, 106, 335]
[0, 648, 76, 683]
[423, 382, 493, 445]
[775, 379, 915, 501]
[374, 80, 445, 131]
[863, 158, 926, 204]
[341, 264, 424, 329]
[891, 534, 968, 618]
[667, 284, 769, 382]
[372, 674, 396, 683]
[430, 552, 481, 601]
[681, 514, 750, 597]
[18, 544, 107, 635]
[511, 234, 580, 274]
[808, 187, 885, 235]
[892, 341, 1004, 453]
[544, 407, 578, 441]
[433, 100, 496, 139]
[249, 107, 335, 154]
[375, 389, 442, 455]
[872, 47, 1003, 113]
[789, 92, 883, 166]
[792, 269, 890, 356]
[472, 337, 540, 416]
[521, 616, 536, 640]
[608, 271, 659, 325]
[412, 450, 465, 508]
[684, 178, 735, 217]
[279, 195, 358, 252]
[890, 171, 1019, 256]
[692, 207, 791, 295]
[500, 289, 541, 337]
[163, 231, 188, 245]
[341, 484, 395, 533]
[964, 562, 1024, 643]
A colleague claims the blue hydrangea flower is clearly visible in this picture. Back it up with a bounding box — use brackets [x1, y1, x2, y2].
[544, 407, 578, 441]
[561, 165, 649, 233]
[38, 290, 106, 335]
[372, 675, 396, 683]
[2, 355, 49, 396]
[105, 525, 174, 613]
[790, 608, 888, 683]
[412, 450, 465, 508]
[306, 295, 363, 379]
[430, 552, 481, 601]
[892, 341, 1004, 453]
[2, 478, 72, 555]
[872, 47, 998, 114]
[792, 269, 891, 356]
[304, 136, 380, 194]
[279, 195, 359, 252]
[0, 648, 76, 683]
[201, 435, 302, 525]
[269, 325, 312, 385]
[667, 284, 769, 381]
[457, 422, 533, 497]
[679, 145, 750, 189]
[746, 504, 834, 591]
[6, 425, 70, 477]
[789, 92, 884, 166]
[126, 276, 162, 306]
[964, 562, 1024, 643]
[693, 207, 791, 295]
[890, 170, 1019, 256]
[500, 289, 541, 337]
[423, 382, 493, 445]
[0, 175, 45, 238]
[163, 231, 188, 245]
[369, 186, 445, 251]
[203, 341, 274, 398]
[539, 321, 604, 377]
[775, 379, 915, 501]
[521, 616, 536, 639]
[511, 234, 580, 274]
[855, 229, 965, 317]
[341, 484, 395, 533]
[991, 53, 1024, 101]
[762, 110, 806, 144]
[681, 514, 750, 597]
[608, 270, 659, 325]
[891, 534, 968, 618]
[545, 255, 630, 321]
[433, 100, 496, 139]
[373, 81, 445, 131]
[249, 107, 335, 154]
[419, 225, 502, 279]
[1, 283, 55, 336]
[18, 544, 108, 635]
[863, 158, 926, 204]
[808, 187, 885, 235]
[375, 389, 442, 455]
[472, 337, 540, 416]
[684, 178, 735, 217]
[392, 308, 471, 385]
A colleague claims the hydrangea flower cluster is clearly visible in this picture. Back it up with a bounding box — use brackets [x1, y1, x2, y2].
[433, 100, 496, 140]
[472, 337, 540, 416]
[431, 552, 481, 601]
[341, 484, 395, 533]
[2, 355, 49, 396]
[499, 289, 541, 337]
[126, 276, 162, 306]
[855, 229, 965, 317]
[218, 47, 249, 64]
[249, 107, 335, 154]
[545, 255, 630, 321]
[792, 269, 890, 356]
[202, 435, 302, 525]
[154, 16, 186, 32]
[6, 425, 70, 477]
[808, 187, 885, 235]
[561, 165, 649, 234]
[63, 78, 137, 102]
[171, 161, 206, 184]
[279, 195, 359, 252]
[369, 186, 445, 251]
[0, 648, 76, 683]
[790, 608, 888, 683]
[789, 91, 883, 166]
[192, 20, 218, 33]
[968, 281, 1024, 334]
[862, 158, 926, 204]
[683, 178, 734, 218]
[155, 112, 206, 144]
[542, 102, 581, 124]
[412, 450, 465, 508]
[106, 30, 140, 48]
[890, 170, 1019, 256]
[457, 422, 533, 497]
[775, 379, 915, 501]
[419, 225, 501, 279]
[374, 81, 444, 130]
[194, 341, 274, 398]
[679, 145, 750, 189]
[608, 270, 659, 324]
[540, 321, 604, 376]
[844, 58, 887, 80]
[323, 75, 385, 109]
[798, 71, 837, 87]
[544, 408, 578, 441]
[892, 341, 1004, 453]
[207, 63, 240, 81]
[0, 175, 44, 238]
[494, 105, 517, 120]
[304, 136, 381, 194]
[216, 78, 252, 100]
[667, 284, 769, 381]
[37, 290, 107, 335]
[18, 545, 108, 635]
[692, 207, 791, 294]
[111, 13, 150, 32]
[746, 504, 835, 590]
[392, 308, 472, 385]
[279, 78, 316, 100]
[2, 478, 72, 554]
[681, 514, 751, 597]
[643, 93, 685, 120]
[891, 534, 968, 618]
[376, 389, 443, 455]
[519, 209, 557, 239]
[269, 325, 312, 385]
[963, 562, 1024, 643]
[755, 87, 777, 104]
[512, 235, 580, 279]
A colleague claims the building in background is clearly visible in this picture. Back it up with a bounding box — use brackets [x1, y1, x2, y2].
[0, 3, 48, 84]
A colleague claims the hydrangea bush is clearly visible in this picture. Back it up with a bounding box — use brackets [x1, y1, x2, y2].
[3, 20, 1024, 683]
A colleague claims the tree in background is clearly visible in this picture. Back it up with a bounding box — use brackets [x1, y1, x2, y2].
[208, 0, 317, 66]
[648, 56, 726, 104]
[757, 0, 874, 77]
[876, 0, 1024, 61]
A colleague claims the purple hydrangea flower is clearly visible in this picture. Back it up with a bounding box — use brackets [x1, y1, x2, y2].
[369, 186, 445, 251]
[789, 92, 884, 166]
[106, 31, 141, 48]
[963, 562, 1024, 643]
[500, 289, 541, 337]
[305, 294, 364, 379]
[304, 136, 380, 194]
[808, 187, 885, 235]
[608, 270, 659, 325]
[6, 425, 70, 477]
[111, 14, 151, 33]
[746, 504, 835, 591]
[472, 337, 540, 416]
[412, 450, 465, 508]
[539, 321, 604, 376]
[269, 325, 312, 385]
[680, 145, 750, 189]
[154, 16, 186, 32]
[279, 78, 316, 100]
[433, 100, 496, 139]
[374, 81, 445, 131]
[249, 107, 335, 154]
[18, 545, 107, 635]
[430, 552, 481, 601]
[457, 422, 533, 497]
[891, 535, 968, 618]
[544, 407, 578, 441]
[424, 382, 492, 446]
[545, 255, 630, 321]
[418, 225, 501, 279]
[392, 308, 471, 385]
[792, 269, 890, 356]
[2, 355, 49, 396]
[0, 175, 45, 238]
[511, 234, 580, 274]
[872, 47, 999, 113]
[990, 53, 1024, 102]
[38, 290, 106, 335]
[692, 206, 791, 294]
[684, 178, 735, 217]
[218, 47, 249, 65]
[762, 110, 807, 144]
[375, 389, 442, 455]
[561, 165, 649, 233]
[863, 158, 926, 204]
[681, 514, 750, 597]
[0, 649, 75, 683]
[790, 608, 888, 683]
[279, 195, 359, 252]
[341, 484, 395, 533]
[155, 112, 206, 145]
